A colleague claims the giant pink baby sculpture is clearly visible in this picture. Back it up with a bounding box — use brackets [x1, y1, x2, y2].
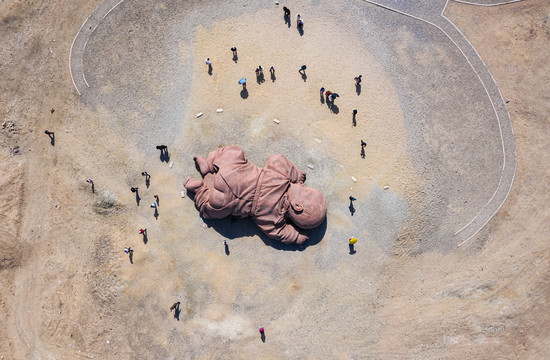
[184, 146, 327, 245]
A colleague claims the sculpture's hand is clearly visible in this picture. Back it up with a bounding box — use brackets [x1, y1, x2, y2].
[298, 172, 306, 184]
[296, 233, 309, 245]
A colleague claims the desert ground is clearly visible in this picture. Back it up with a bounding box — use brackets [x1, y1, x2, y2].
[1, 0, 549, 358]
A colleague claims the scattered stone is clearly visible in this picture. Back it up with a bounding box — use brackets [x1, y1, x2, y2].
[314, 138, 321, 143]
[217, 108, 223, 113]
[50, 108, 55, 114]
[169, 162, 174, 168]
[384, 186, 389, 190]
[12, 146, 20, 154]
[181, 190, 186, 198]
[351, 176, 357, 182]
[273, 119, 280, 124]
[196, 112, 203, 118]
[307, 164, 314, 169]
[202, 223, 207, 228]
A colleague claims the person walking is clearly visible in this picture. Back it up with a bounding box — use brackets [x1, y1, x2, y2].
[141, 171, 150, 178]
[231, 47, 237, 55]
[131, 187, 138, 193]
[124, 247, 133, 254]
[361, 140, 366, 148]
[139, 228, 147, 235]
[355, 75, 362, 84]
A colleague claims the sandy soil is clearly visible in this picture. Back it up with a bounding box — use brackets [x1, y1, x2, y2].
[0, 0, 549, 358]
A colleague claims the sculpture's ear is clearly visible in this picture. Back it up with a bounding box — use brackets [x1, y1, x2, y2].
[292, 203, 304, 213]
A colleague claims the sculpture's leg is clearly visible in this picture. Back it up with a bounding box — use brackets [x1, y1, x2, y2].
[184, 177, 204, 191]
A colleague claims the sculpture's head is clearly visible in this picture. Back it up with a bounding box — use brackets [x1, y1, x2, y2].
[287, 183, 327, 229]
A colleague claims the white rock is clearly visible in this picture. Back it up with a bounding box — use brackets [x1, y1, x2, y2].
[351, 176, 357, 182]
[314, 138, 321, 143]
[384, 186, 389, 190]
[307, 164, 314, 169]
[196, 112, 203, 118]
[181, 190, 186, 198]
[273, 119, 280, 124]
[169, 162, 174, 168]
[217, 108, 223, 113]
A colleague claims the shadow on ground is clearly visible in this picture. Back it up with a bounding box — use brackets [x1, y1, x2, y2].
[188, 186, 327, 251]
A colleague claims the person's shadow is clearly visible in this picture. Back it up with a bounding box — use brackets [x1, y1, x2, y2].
[356, 83, 361, 95]
[46, 132, 55, 146]
[129, 250, 134, 263]
[224, 242, 230, 256]
[240, 88, 249, 99]
[349, 243, 356, 255]
[256, 73, 265, 84]
[299, 69, 307, 82]
[320, 92, 325, 104]
[361, 147, 366, 159]
[174, 306, 181, 321]
[270, 70, 276, 82]
[261, 332, 266, 343]
[142, 232, 148, 244]
[208, 65, 213, 76]
[145, 177, 150, 188]
[233, 53, 238, 63]
[160, 149, 170, 163]
[352, 113, 357, 127]
[330, 104, 339, 114]
[297, 24, 304, 36]
[284, 14, 291, 27]
[135, 191, 140, 206]
[349, 199, 355, 216]
[154, 206, 159, 220]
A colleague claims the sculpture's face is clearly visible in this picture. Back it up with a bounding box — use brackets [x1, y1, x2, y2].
[287, 183, 327, 229]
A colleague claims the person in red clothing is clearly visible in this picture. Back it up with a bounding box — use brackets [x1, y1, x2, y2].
[184, 146, 327, 245]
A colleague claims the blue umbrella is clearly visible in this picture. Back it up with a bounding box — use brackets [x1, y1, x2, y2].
[238, 78, 247, 85]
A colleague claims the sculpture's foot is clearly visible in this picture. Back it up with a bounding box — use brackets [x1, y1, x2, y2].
[184, 177, 204, 191]
[194, 156, 210, 176]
